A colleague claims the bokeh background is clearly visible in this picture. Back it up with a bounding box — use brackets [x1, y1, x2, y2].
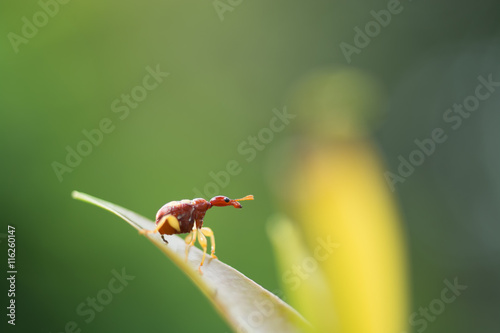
[1, 0, 499, 332]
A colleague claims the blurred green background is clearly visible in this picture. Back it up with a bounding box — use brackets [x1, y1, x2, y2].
[1, 0, 499, 332]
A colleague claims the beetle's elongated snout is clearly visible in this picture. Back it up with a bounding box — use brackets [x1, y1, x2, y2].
[210, 195, 254, 208]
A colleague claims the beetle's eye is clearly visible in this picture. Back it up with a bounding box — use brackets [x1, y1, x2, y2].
[224, 197, 230, 203]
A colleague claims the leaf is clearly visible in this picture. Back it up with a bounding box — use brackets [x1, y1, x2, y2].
[72, 191, 310, 333]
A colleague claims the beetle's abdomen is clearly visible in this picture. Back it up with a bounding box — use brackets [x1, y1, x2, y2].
[155, 200, 197, 235]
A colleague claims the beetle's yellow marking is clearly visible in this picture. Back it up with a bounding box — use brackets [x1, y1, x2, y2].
[139, 214, 172, 235]
[167, 215, 181, 232]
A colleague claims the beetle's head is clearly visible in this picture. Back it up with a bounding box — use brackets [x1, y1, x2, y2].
[209, 195, 254, 208]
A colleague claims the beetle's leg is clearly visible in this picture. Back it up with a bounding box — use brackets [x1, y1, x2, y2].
[139, 214, 180, 239]
[200, 227, 217, 259]
[197, 230, 208, 274]
[184, 227, 197, 262]
[160, 235, 169, 244]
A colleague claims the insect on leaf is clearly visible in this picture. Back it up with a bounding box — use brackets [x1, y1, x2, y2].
[71, 191, 310, 333]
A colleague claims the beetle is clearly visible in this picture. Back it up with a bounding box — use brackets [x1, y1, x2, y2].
[139, 195, 254, 273]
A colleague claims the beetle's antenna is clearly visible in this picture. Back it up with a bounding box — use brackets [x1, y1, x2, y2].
[234, 195, 254, 201]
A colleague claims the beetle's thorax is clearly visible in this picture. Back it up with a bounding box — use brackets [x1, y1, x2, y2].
[191, 198, 211, 218]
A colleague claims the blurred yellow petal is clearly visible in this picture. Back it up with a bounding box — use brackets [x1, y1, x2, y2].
[293, 141, 409, 333]
[268, 67, 409, 333]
